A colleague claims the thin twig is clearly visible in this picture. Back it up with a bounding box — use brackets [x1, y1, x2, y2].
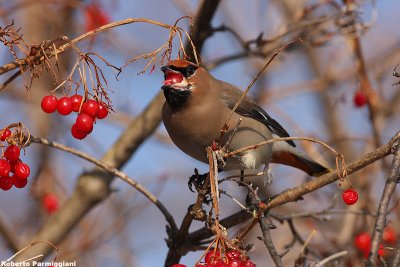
[27, 136, 177, 232]
[314, 251, 348, 266]
[223, 38, 300, 128]
[259, 213, 283, 267]
[300, 230, 316, 255]
[7, 240, 58, 262]
[0, 70, 21, 92]
[224, 136, 337, 158]
[0, 17, 191, 76]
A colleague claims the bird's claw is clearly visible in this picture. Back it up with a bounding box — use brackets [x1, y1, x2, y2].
[188, 169, 209, 192]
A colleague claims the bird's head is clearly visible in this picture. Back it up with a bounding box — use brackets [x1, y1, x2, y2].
[161, 60, 201, 109]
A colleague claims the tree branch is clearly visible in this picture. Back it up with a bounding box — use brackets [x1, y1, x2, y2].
[186, 131, 400, 244]
[259, 214, 283, 267]
[27, 135, 176, 232]
[367, 139, 400, 265]
[265, 132, 400, 210]
[0, 18, 188, 77]
[14, 91, 165, 262]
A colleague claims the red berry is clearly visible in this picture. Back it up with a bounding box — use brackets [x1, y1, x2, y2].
[164, 72, 183, 86]
[205, 251, 221, 263]
[42, 193, 59, 214]
[242, 260, 256, 267]
[353, 91, 367, 107]
[57, 96, 73, 115]
[75, 114, 94, 133]
[355, 232, 371, 252]
[81, 99, 99, 118]
[383, 226, 397, 244]
[171, 265, 187, 267]
[215, 260, 228, 267]
[0, 128, 11, 141]
[13, 175, 28, 188]
[342, 189, 358, 205]
[96, 102, 108, 119]
[378, 244, 385, 257]
[0, 159, 11, 177]
[9, 159, 22, 173]
[227, 259, 242, 267]
[0, 175, 13, 190]
[70, 94, 84, 112]
[14, 162, 30, 179]
[71, 124, 88, 140]
[41, 95, 58, 113]
[4, 145, 20, 162]
[226, 251, 241, 260]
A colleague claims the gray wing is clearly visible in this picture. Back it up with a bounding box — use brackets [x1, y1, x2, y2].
[220, 81, 296, 147]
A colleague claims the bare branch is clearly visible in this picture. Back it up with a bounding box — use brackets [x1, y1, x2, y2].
[366, 139, 400, 265]
[0, 17, 192, 77]
[27, 135, 176, 231]
[187, 131, 400, 244]
[13, 91, 165, 262]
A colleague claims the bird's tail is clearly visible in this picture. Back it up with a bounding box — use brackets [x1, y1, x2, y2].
[271, 142, 331, 177]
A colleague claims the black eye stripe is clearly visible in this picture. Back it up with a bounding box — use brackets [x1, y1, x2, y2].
[168, 65, 198, 78]
[186, 65, 196, 76]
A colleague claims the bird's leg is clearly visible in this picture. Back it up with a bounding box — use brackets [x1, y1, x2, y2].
[261, 165, 274, 186]
[240, 169, 245, 182]
[215, 150, 226, 169]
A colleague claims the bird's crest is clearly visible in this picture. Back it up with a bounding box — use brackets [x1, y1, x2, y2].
[166, 59, 197, 68]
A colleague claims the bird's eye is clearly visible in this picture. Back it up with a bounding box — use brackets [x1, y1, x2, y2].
[184, 65, 197, 77]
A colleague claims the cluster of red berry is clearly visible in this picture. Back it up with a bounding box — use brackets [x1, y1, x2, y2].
[342, 188, 358, 205]
[0, 129, 30, 190]
[172, 250, 256, 267]
[354, 226, 397, 258]
[41, 94, 109, 140]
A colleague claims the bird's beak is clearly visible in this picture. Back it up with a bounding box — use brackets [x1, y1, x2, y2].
[161, 66, 186, 88]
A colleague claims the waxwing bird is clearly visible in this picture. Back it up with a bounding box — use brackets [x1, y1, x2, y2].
[161, 59, 329, 176]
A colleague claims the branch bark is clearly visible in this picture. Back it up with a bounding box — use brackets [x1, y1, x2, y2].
[367, 139, 400, 265]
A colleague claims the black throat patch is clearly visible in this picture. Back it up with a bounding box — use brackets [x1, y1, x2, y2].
[162, 85, 191, 109]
